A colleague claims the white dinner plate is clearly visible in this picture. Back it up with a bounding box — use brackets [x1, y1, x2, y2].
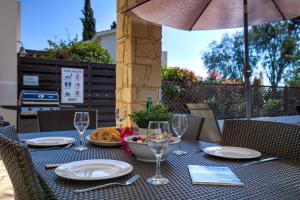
[86, 135, 120, 147]
[203, 146, 261, 159]
[55, 159, 133, 181]
[25, 137, 75, 147]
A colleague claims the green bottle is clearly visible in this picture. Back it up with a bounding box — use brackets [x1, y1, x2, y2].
[146, 96, 153, 112]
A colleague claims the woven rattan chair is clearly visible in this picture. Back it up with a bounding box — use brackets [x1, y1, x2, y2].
[37, 109, 98, 132]
[185, 103, 221, 143]
[0, 127, 55, 200]
[0, 125, 19, 141]
[222, 120, 300, 160]
[170, 114, 205, 140]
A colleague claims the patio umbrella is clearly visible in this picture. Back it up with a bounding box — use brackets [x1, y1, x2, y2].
[125, 0, 300, 119]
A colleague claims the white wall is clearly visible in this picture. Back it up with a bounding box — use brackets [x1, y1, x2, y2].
[100, 33, 116, 64]
[161, 51, 168, 66]
[0, 0, 18, 125]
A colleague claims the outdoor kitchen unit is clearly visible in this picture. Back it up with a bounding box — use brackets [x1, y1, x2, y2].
[18, 90, 60, 132]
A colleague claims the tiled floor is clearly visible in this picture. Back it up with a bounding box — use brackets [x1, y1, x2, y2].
[0, 160, 14, 200]
[0, 115, 299, 200]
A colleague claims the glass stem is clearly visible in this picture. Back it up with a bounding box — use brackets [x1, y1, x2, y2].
[155, 155, 162, 177]
[79, 131, 84, 146]
[179, 137, 182, 151]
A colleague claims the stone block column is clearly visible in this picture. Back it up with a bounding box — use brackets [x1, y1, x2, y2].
[116, 0, 162, 126]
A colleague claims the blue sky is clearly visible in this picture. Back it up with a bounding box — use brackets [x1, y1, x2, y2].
[21, 0, 241, 78]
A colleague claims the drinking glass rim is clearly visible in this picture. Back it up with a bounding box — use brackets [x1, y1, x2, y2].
[148, 121, 169, 124]
[74, 112, 89, 114]
[172, 113, 187, 117]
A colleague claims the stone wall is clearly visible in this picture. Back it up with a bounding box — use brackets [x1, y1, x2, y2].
[116, 0, 162, 126]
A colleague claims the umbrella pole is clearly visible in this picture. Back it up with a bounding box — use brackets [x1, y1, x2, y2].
[243, 0, 251, 120]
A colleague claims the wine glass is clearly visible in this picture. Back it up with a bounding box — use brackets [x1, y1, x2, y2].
[147, 121, 171, 185]
[172, 114, 188, 156]
[115, 108, 127, 128]
[74, 112, 89, 151]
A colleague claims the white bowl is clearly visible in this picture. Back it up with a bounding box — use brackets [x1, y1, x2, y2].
[124, 135, 179, 162]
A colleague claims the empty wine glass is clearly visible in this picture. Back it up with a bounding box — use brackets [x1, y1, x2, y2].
[172, 114, 188, 156]
[147, 121, 171, 185]
[74, 112, 89, 151]
[115, 108, 127, 128]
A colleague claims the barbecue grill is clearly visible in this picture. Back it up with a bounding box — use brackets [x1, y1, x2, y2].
[19, 90, 60, 116]
[18, 90, 60, 132]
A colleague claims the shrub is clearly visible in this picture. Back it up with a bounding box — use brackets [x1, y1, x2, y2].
[44, 38, 112, 64]
[69, 42, 112, 64]
[162, 66, 197, 82]
[162, 66, 184, 81]
[163, 84, 181, 98]
[131, 104, 171, 128]
[162, 66, 198, 99]
[263, 98, 283, 112]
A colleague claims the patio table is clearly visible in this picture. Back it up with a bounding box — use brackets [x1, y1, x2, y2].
[19, 130, 300, 200]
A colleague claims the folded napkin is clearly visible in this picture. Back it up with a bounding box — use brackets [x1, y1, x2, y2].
[188, 165, 243, 186]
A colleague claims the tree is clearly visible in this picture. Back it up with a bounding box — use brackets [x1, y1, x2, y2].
[111, 21, 117, 29]
[202, 32, 258, 81]
[287, 68, 300, 87]
[81, 0, 96, 41]
[251, 20, 300, 87]
[202, 18, 300, 86]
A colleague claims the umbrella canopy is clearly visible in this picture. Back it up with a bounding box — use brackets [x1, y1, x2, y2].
[127, 0, 300, 30]
[125, 0, 300, 119]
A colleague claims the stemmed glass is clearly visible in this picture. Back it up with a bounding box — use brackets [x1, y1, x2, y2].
[115, 108, 127, 128]
[74, 112, 89, 151]
[172, 114, 188, 156]
[147, 121, 171, 185]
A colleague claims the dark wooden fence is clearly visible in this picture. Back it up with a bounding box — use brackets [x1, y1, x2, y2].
[162, 81, 300, 119]
[18, 57, 300, 124]
[18, 57, 116, 127]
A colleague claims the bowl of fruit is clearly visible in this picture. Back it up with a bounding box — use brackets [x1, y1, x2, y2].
[124, 135, 179, 162]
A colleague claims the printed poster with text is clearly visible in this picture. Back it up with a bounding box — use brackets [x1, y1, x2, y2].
[61, 68, 84, 103]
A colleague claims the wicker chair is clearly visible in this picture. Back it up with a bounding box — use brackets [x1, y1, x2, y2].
[37, 109, 98, 132]
[222, 120, 300, 160]
[0, 125, 19, 141]
[170, 114, 205, 140]
[0, 127, 55, 200]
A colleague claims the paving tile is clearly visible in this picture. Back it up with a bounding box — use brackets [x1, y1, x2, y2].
[0, 161, 14, 200]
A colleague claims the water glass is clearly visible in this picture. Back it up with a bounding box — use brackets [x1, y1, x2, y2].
[147, 121, 171, 185]
[172, 114, 188, 156]
[115, 108, 127, 128]
[74, 112, 89, 151]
